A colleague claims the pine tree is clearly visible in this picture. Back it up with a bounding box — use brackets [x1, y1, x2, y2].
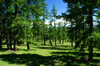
[63, 0, 100, 61]
[41, 0, 49, 45]
[51, 4, 57, 46]
[57, 22, 63, 44]
[49, 21, 53, 45]
[0, 22, 2, 49]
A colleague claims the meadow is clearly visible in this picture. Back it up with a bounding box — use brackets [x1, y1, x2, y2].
[0, 41, 100, 66]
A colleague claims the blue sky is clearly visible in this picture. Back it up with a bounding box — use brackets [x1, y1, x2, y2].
[45, 0, 98, 21]
[45, 0, 67, 15]
[44, 0, 99, 26]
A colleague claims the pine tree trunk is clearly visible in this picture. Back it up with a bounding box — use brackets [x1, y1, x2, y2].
[9, 39, 12, 50]
[50, 39, 52, 46]
[62, 30, 64, 44]
[71, 23, 73, 47]
[75, 20, 78, 48]
[43, 22, 45, 45]
[9, 29, 12, 49]
[23, 42, 25, 45]
[27, 38, 30, 50]
[50, 33, 52, 46]
[6, 26, 10, 50]
[54, 23, 56, 46]
[14, 3, 18, 51]
[27, 42, 30, 50]
[14, 29, 17, 51]
[83, 23, 85, 45]
[14, 37, 17, 51]
[43, 8, 46, 45]
[62, 39, 64, 44]
[0, 30, 2, 49]
[7, 11, 12, 50]
[55, 37, 56, 46]
[71, 39, 73, 47]
[59, 40, 61, 44]
[0, 6, 3, 49]
[27, 15, 30, 50]
[3, 20, 10, 50]
[88, 6, 93, 61]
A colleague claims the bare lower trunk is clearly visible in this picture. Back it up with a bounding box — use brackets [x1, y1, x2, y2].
[75, 19, 78, 49]
[6, 36, 10, 50]
[88, 5, 93, 61]
[9, 38, 12, 50]
[50, 39, 52, 46]
[88, 42, 93, 61]
[65, 39, 66, 43]
[27, 41, 30, 50]
[14, 30, 17, 51]
[14, 38, 17, 51]
[0, 5, 3, 49]
[62, 39, 64, 44]
[59, 40, 61, 44]
[3, 20, 10, 50]
[50, 34, 52, 46]
[55, 37, 56, 46]
[43, 23, 45, 45]
[71, 22, 73, 47]
[26, 15, 30, 49]
[43, 11, 46, 45]
[71, 40, 73, 47]
[0, 31, 2, 49]
[9, 30, 12, 49]
[36, 37, 39, 42]
[13, 3, 18, 51]
[23, 42, 25, 45]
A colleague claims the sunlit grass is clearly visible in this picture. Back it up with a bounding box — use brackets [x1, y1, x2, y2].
[0, 41, 100, 66]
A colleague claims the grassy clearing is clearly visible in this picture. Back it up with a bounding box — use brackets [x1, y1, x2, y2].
[0, 41, 100, 66]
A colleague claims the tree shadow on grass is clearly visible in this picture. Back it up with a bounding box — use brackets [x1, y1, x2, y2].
[0, 53, 89, 66]
[52, 51, 100, 66]
[33, 46, 73, 50]
[0, 53, 93, 66]
[0, 54, 55, 66]
[0, 52, 99, 66]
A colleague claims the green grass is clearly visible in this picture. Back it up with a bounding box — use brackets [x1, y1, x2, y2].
[0, 41, 100, 66]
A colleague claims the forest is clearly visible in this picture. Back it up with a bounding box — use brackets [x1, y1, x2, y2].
[0, 0, 100, 66]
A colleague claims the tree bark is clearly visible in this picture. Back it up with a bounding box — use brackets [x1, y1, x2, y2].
[54, 23, 56, 46]
[59, 40, 61, 44]
[3, 19, 10, 50]
[0, 6, 3, 49]
[14, 3, 18, 51]
[27, 15, 30, 50]
[62, 39, 64, 44]
[14, 37, 17, 51]
[27, 41, 30, 50]
[71, 22, 73, 46]
[9, 30, 12, 49]
[43, 13, 45, 45]
[75, 19, 79, 48]
[50, 33, 52, 46]
[0, 29, 2, 49]
[88, 5, 93, 61]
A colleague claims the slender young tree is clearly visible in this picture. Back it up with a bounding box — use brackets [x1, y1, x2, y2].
[0, 22, 2, 49]
[51, 4, 57, 46]
[42, 0, 49, 45]
[57, 22, 63, 44]
[62, 21, 66, 44]
[49, 21, 53, 45]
